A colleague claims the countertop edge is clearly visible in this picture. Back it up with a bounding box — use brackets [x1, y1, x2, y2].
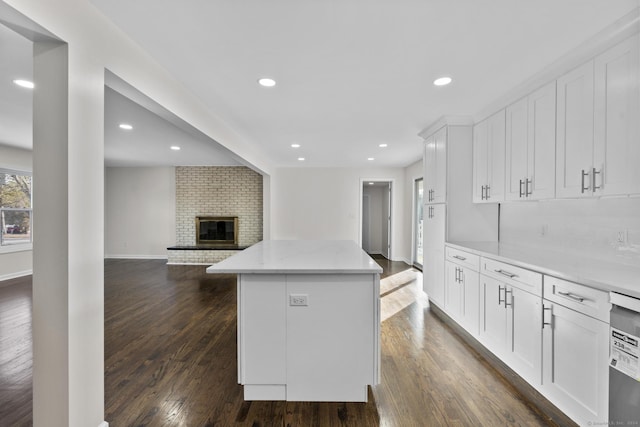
[446, 241, 640, 300]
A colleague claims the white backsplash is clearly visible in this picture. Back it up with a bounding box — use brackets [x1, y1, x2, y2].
[500, 197, 640, 266]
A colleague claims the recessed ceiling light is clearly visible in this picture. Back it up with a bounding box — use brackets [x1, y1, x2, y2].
[13, 79, 34, 89]
[170, 146, 181, 151]
[367, 157, 375, 161]
[298, 157, 305, 161]
[291, 143, 300, 148]
[258, 78, 276, 87]
[119, 123, 133, 130]
[433, 76, 452, 86]
[379, 143, 388, 148]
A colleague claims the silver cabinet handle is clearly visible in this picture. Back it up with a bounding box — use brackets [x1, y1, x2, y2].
[498, 285, 505, 305]
[494, 269, 517, 279]
[581, 169, 590, 193]
[592, 167, 601, 192]
[486, 185, 491, 199]
[526, 178, 532, 197]
[460, 269, 464, 284]
[519, 179, 524, 198]
[504, 288, 512, 308]
[557, 291, 585, 302]
[481, 185, 486, 200]
[453, 255, 466, 261]
[542, 305, 552, 329]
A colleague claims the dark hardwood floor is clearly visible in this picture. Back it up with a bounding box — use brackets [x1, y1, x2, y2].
[0, 257, 574, 426]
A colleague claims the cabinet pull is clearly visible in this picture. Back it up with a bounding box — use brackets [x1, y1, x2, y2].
[498, 285, 505, 305]
[519, 179, 524, 198]
[581, 169, 590, 193]
[542, 305, 552, 329]
[557, 291, 585, 303]
[592, 167, 601, 192]
[454, 267, 459, 283]
[453, 255, 466, 261]
[504, 289, 512, 308]
[494, 269, 517, 279]
[460, 270, 464, 284]
[486, 185, 491, 199]
[481, 185, 486, 200]
[525, 178, 532, 197]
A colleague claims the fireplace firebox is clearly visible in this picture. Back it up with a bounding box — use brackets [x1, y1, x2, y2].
[196, 216, 238, 246]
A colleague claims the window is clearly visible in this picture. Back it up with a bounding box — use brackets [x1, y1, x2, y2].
[0, 169, 32, 247]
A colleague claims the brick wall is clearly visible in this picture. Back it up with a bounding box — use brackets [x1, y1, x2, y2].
[170, 166, 263, 263]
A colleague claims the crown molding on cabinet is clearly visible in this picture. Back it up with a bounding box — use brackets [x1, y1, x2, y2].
[474, 7, 640, 124]
[418, 115, 474, 139]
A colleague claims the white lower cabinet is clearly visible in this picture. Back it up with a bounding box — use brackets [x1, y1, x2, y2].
[445, 261, 480, 335]
[541, 277, 610, 425]
[479, 274, 542, 386]
[423, 204, 445, 308]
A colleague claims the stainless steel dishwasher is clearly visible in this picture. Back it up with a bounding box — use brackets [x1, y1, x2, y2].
[609, 292, 640, 424]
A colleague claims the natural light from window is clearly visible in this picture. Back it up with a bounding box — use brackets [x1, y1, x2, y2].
[0, 169, 32, 247]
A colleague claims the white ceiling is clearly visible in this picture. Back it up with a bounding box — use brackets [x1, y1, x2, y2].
[3, 1, 640, 169]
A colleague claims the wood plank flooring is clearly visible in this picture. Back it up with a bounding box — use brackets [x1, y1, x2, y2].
[0, 257, 575, 426]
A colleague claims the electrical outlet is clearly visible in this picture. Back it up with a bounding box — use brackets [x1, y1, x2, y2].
[289, 294, 308, 306]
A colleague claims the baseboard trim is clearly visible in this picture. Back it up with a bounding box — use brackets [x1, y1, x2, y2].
[429, 304, 577, 427]
[0, 269, 32, 282]
[104, 254, 168, 260]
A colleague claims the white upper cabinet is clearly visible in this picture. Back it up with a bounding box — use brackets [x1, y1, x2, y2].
[505, 82, 556, 201]
[473, 110, 505, 203]
[557, 35, 640, 198]
[424, 126, 447, 204]
[556, 60, 595, 198]
[593, 34, 640, 196]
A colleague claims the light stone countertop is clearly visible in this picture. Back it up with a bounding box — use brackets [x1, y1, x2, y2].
[447, 241, 640, 299]
[206, 240, 383, 275]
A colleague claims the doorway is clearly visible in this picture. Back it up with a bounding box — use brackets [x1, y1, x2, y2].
[413, 178, 424, 269]
[361, 180, 392, 259]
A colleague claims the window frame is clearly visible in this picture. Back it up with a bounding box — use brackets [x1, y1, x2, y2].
[0, 167, 33, 253]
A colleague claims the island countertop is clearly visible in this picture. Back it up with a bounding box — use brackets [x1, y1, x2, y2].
[205, 240, 383, 274]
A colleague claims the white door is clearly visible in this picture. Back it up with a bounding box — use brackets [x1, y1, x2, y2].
[460, 265, 480, 337]
[528, 81, 557, 200]
[423, 204, 445, 308]
[472, 120, 488, 202]
[505, 97, 529, 200]
[433, 127, 447, 204]
[542, 301, 609, 425]
[424, 134, 437, 203]
[506, 286, 542, 385]
[594, 34, 640, 196]
[486, 110, 506, 202]
[479, 275, 507, 355]
[445, 261, 463, 321]
[556, 60, 595, 198]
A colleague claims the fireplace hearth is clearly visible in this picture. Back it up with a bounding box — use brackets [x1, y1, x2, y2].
[196, 216, 238, 246]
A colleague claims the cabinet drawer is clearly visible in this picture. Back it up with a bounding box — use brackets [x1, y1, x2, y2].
[481, 257, 542, 296]
[544, 276, 610, 323]
[446, 246, 480, 271]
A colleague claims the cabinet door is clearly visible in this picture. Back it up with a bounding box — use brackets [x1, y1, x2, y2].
[542, 301, 609, 426]
[460, 266, 480, 337]
[423, 204, 445, 308]
[486, 110, 506, 202]
[479, 275, 507, 355]
[433, 126, 447, 203]
[528, 81, 557, 200]
[472, 120, 489, 203]
[424, 134, 437, 202]
[505, 97, 529, 201]
[444, 261, 463, 321]
[556, 61, 595, 198]
[594, 34, 640, 196]
[506, 286, 542, 385]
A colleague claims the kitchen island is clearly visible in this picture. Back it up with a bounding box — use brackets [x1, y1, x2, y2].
[206, 240, 382, 402]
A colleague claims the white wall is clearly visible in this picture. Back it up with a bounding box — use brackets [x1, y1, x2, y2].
[362, 185, 384, 254]
[404, 159, 423, 265]
[271, 167, 411, 262]
[105, 167, 175, 258]
[501, 197, 640, 266]
[0, 144, 32, 280]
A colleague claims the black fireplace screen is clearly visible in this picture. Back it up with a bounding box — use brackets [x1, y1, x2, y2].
[196, 216, 238, 245]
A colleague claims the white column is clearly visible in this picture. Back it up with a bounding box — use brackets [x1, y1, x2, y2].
[32, 38, 105, 427]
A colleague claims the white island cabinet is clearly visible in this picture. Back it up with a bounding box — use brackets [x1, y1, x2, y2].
[206, 240, 382, 402]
